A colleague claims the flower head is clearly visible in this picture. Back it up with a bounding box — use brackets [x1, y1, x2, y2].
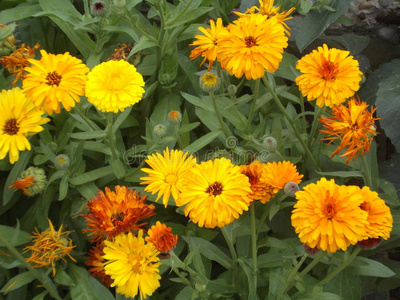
[9, 166, 46, 196]
[82, 186, 155, 242]
[145, 221, 178, 255]
[319, 97, 378, 164]
[199, 72, 220, 93]
[24, 220, 76, 276]
[168, 110, 182, 124]
[262, 161, 303, 193]
[291, 178, 369, 253]
[53, 154, 70, 170]
[0, 88, 49, 164]
[86, 242, 112, 287]
[91, 0, 107, 17]
[140, 148, 197, 207]
[218, 14, 288, 80]
[295, 44, 362, 108]
[107, 43, 132, 61]
[189, 18, 228, 70]
[85, 60, 145, 113]
[103, 231, 161, 299]
[178, 157, 252, 228]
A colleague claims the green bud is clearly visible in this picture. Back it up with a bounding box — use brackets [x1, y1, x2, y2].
[91, 0, 107, 17]
[113, 0, 126, 8]
[284, 182, 300, 197]
[53, 154, 70, 170]
[17, 167, 47, 196]
[227, 84, 237, 96]
[195, 283, 207, 292]
[263, 136, 277, 152]
[81, 13, 93, 22]
[199, 72, 220, 93]
[153, 124, 166, 138]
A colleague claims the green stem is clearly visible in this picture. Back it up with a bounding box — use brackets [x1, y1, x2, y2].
[262, 76, 321, 172]
[245, 78, 260, 134]
[361, 155, 372, 188]
[107, 113, 118, 160]
[73, 106, 98, 131]
[299, 94, 307, 133]
[164, 0, 194, 27]
[277, 254, 308, 299]
[210, 92, 231, 139]
[250, 205, 258, 294]
[174, 124, 184, 149]
[221, 226, 238, 283]
[317, 247, 361, 287]
[308, 105, 325, 148]
[299, 250, 325, 278]
[0, 232, 62, 300]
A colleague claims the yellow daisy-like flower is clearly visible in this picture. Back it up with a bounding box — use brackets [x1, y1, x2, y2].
[140, 147, 196, 207]
[103, 231, 161, 299]
[262, 161, 303, 193]
[239, 160, 275, 203]
[218, 14, 288, 80]
[291, 178, 369, 253]
[24, 220, 76, 276]
[189, 18, 228, 70]
[0, 88, 49, 164]
[23, 50, 89, 115]
[85, 60, 145, 113]
[359, 186, 393, 240]
[178, 157, 252, 228]
[295, 44, 362, 108]
[319, 97, 378, 164]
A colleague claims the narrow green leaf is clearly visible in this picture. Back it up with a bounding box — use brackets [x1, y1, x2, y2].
[75, 182, 99, 200]
[165, 7, 214, 29]
[178, 122, 200, 134]
[33, 10, 80, 25]
[69, 131, 107, 139]
[40, 139, 56, 161]
[348, 256, 395, 278]
[0, 225, 30, 247]
[237, 258, 257, 299]
[54, 268, 75, 286]
[183, 130, 222, 152]
[316, 170, 364, 178]
[58, 175, 69, 201]
[0, 271, 35, 293]
[69, 166, 114, 185]
[0, 4, 42, 23]
[111, 158, 125, 179]
[83, 141, 112, 156]
[112, 106, 133, 134]
[32, 291, 48, 300]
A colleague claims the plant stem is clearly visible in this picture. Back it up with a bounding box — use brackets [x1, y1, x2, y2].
[245, 78, 260, 134]
[299, 250, 325, 278]
[220, 226, 238, 282]
[0, 232, 62, 300]
[250, 205, 258, 295]
[361, 155, 372, 188]
[277, 254, 308, 299]
[107, 113, 118, 160]
[308, 105, 325, 148]
[262, 75, 321, 172]
[73, 106, 98, 131]
[210, 91, 231, 139]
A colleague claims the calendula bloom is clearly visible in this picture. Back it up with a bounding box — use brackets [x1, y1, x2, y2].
[199, 72, 220, 93]
[23, 50, 89, 115]
[0, 88, 49, 164]
[319, 97, 378, 164]
[0, 43, 40, 85]
[291, 178, 369, 253]
[103, 231, 161, 299]
[85, 60, 145, 113]
[218, 14, 288, 80]
[82, 186, 155, 242]
[189, 18, 228, 70]
[140, 148, 197, 207]
[24, 220, 76, 276]
[239, 160, 275, 203]
[168, 110, 182, 124]
[178, 157, 252, 228]
[107, 43, 132, 61]
[9, 166, 46, 196]
[86, 242, 112, 287]
[146, 221, 178, 255]
[262, 161, 303, 193]
[295, 44, 362, 108]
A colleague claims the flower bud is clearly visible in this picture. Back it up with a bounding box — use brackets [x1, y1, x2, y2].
[113, 0, 126, 8]
[91, 0, 107, 17]
[153, 124, 166, 138]
[358, 238, 381, 249]
[195, 283, 207, 292]
[81, 13, 93, 22]
[53, 154, 70, 170]
[168, 110, 182, 125]
[263, 136, 277, 152]
[199, 72, 220, 93]
[284, 182, 300, 197]
[304, 244, 319, 255]
[9, 167, 47, 196]
[227, 84, 237, 96]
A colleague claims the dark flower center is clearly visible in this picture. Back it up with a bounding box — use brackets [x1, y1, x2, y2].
[94, 2, 105, 10]
[3, 119, 19, 135]
[206, 182, 223, 196]
[245, 36, 257, 47]
[321, 61, 338, 80]
[46, 71, 62, 86]
[324, 203, 336, 219]
[111, 212, 125, 226]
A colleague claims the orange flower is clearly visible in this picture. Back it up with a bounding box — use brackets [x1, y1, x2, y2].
[262, 161, 303, 193]
[86, 242, 113, 287]
[145, 221, 178, 255]
[81, 186, 155, 242]
[9, 175, 35, 195]
[319, 97, 378, 164]
[168, 110, 182, 124]
[0, 43, 40, 86]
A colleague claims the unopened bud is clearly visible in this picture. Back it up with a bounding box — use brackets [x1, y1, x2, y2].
[168, 110, 182, 125]
[199, 72, 220, 93]
[284, 182, 300, 197]
[195, 283, 207, 292]
[9, 167, 47, 196]
[81, 13, 93, 22]
[113, 0, 126, 8]
[153, 124, 166, 138]
[263, 136, 277, 152]
[304, 244, 319, 255]
[358, 238, 381, 249]
[227, 84, 237, 96]
[91, 0, 107, 17]
[53, 154, 70, 170]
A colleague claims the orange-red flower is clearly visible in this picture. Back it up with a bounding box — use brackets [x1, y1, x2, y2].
[319, 97, 378, 164]
[145, 221, 178, 255]
[9, 175, 35, 195]
[86, 242, 113, 287]
[81, 186, 155, 242]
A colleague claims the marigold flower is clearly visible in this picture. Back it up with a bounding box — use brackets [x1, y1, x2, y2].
[24, 220, 76, 276]
[178, 157, 252, 228]
[0, 43, 39, 86]
[103, 231, 161, 299]
[85, 60, 145, 113]
[168, 110, 182, 124]
[239, 160, 275, 203]
[262, 161, 303, 193]
[319, 97, 378, 164]
[218, 14, 288, 80]
[81, 186, 155, 242]
[291, 178, 369, 253]
[0, 88, 49, 164]
[9, 166, 46, 196]
[86, 242, 112, 287]
[189, 18, 228, 70]
[23, 50, 89, 115]
[295, 44, 362, 108]
[146, 221, 178, 255]
[140, 147, 197, 207]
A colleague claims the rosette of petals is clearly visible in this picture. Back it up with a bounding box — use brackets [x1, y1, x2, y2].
[145, 221, 178, 254]
[262, 161, 303, 193]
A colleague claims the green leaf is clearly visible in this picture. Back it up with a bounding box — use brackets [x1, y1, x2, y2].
[58, 174, 69, 200]
[315, 170, 364, 178]
[257, 253, 285, 268]
[178, 122, 200, 134]
[0, 271, 35, 293]
[299, 1, 312, 14]
[165, 7, 214, 29]
[83, 141, 112, 156]
[324, 33, 370, 56]
[33, 10, 81, 25]
[275, 52, 299, 82]
[32, 291, 48, 300]
[112, 106, 133, 134]
[75, 182, 99, 200]
[0, 225, 30, 247]
[69, 131, 107, 139]
[40, 139, 56, 162]
[237, 258, 257, 299]
[54, 268, 75, 286]
[69, 166, 114, 185]
[102, 25, 139, 42]
[295, 0, 353, 52]
[183, 130, 222, 152]
[0, 4, 42, 23]
[111, 158, 125, 179]
[324, 269, 361, 300]
[128, 36, 158, 59]
[348, 256, 395, 278]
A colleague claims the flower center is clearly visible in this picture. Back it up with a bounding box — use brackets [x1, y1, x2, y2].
[46, 71, 62, 86]
[324, 203, 336, 219]
[206, 182, 223, 196]
[3, 118, 19, 135]
[245, 36, 257, 47]
[110, 212, 125, 226]
[165, 174, 178, 185]
[201, 73, 218, 87]
[321, 61, 338, 80]
[127, 252, 142, 273]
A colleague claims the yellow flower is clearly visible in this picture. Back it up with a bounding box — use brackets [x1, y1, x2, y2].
[199, 72, 220, 93]
[103, 231, 161, 299]
[140, 147, 196, 207]
[85, 60, 145, 113]
[262, 161, 303, 193]
[295, 44, 362, 108]
[239, 160, 275, 203]
[24, 220, 76, 276]
[178, 157, 252, 228]
[189, 18, 228, 70]
[23, 50, 89, 115]
[0, 88, 49, 164]
[145, 221, 178, 255]
[218, 14, 288, 80]
[291, 178, 369, 253]
[319, 97, 378, 164]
